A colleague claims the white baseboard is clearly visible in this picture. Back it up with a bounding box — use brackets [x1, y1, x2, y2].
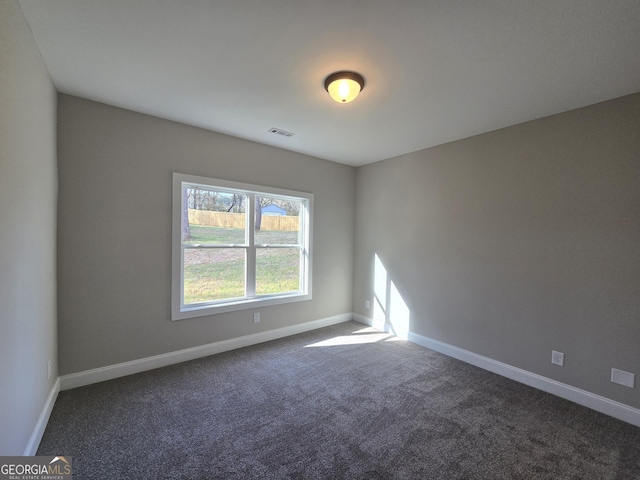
[60, 313, 352, 391]
[353, 313, 387, 332]
[353, 314, 640, 428]
[24, 378, 60, 456]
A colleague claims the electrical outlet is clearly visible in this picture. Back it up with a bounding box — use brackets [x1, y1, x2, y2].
[253, 312, 260, 324]
[611, 368, 635, 388]
[365, 300, 371, 309]
[551, 350, 564, 366]
[47, 360, 52, 380]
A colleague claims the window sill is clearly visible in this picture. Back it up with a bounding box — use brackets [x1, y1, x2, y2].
[171, 292, 312, 321]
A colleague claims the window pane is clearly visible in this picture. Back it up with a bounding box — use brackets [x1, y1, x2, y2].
[254, 196, 301, 245]
[183, 187, 246, 245]
[183, 248, 245, 304]
[256, 248, 300, 295]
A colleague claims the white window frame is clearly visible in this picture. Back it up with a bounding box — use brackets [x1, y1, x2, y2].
[172, 173, 313, 320]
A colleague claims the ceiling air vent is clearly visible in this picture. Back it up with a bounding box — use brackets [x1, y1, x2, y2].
[268, 127, 295, 138]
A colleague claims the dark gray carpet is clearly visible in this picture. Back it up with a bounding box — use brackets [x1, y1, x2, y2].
[38, 321, 640, 479]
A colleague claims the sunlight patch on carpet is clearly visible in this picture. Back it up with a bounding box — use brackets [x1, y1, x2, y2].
[304, 332, 395, 347]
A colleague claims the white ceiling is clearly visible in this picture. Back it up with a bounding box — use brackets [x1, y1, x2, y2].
[18, 0, 640, 166]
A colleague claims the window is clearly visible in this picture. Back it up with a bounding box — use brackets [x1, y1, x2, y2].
[172, 173, 313, 320]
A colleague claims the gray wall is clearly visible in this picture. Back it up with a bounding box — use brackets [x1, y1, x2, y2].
[354, 93, 640, 409]
[0, 0, 58, 455]
[57, 94, 355, 375]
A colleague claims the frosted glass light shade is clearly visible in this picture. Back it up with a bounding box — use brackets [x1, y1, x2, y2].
[324, 71, 365, 104]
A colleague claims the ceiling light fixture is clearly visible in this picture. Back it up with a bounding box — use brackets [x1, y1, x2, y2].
[324, 71, 365, 104]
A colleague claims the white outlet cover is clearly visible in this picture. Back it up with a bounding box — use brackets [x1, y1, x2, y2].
[551, 350, 564, 366]
[253, 312, 260, 323]
[611, 368, 635, 388]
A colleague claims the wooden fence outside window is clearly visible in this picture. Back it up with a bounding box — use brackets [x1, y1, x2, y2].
[188, 209, 299, 231]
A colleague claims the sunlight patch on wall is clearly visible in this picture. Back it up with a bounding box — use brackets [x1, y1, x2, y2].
[374, 254, 388, 324]
[372, 254, 411, 340]
[389, 281, 410, 340]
